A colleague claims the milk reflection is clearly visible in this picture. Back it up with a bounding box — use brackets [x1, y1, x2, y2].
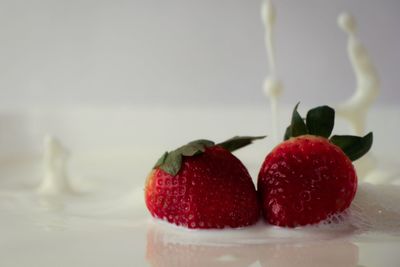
[146, 224, 358, 267]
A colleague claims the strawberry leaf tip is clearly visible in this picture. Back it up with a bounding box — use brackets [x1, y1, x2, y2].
[285, 102, 308, 139]
[306, 105, 335, 138]
[217, 136, 266, 152]
[154, 136, 265, 176]
[283, 103, 373, 161]
[330, 132, 373, 161]
[154, 151, 168, 168]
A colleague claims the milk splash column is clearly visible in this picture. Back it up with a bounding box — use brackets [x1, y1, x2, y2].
[337, 13, 380, 179]
[261, 0, 283, 143]
[38, 135, 73, 194]
[337, 13, 380, 136]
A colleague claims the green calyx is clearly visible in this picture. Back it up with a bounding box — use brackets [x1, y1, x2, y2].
[284, 103, 373, 161]
[153, 136, 265, 176]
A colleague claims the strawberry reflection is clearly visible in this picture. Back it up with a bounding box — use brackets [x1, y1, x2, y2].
[146, 224, 358, 267]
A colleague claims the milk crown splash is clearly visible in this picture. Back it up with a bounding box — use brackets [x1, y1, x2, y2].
[336, 12, 380, 135]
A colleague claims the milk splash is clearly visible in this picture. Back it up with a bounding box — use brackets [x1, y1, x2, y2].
[38, 135, 73, 194]
[261, 0, 283, 143]
[336, 12, 380, 136]
[336, 13, 380, 179]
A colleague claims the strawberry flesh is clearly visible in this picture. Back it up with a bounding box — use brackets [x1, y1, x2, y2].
[258, 135, 357, 227]
[145, 146, 260, 229]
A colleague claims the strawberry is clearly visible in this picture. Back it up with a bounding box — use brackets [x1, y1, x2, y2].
[145, 136, 265, 229]
[258, 104, 373, 227]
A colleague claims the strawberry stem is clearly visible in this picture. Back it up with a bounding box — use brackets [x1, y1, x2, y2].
[284, 103, 373, 161]
[154, 136, 265, 176]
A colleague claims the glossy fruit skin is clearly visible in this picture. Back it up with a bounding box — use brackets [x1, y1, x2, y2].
[145, 146, 260, 229]
[258, 135, 357, 227]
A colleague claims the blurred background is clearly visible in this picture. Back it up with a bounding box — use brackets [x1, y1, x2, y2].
[0, 0, 399, 108]
[0, 0, 399, 160]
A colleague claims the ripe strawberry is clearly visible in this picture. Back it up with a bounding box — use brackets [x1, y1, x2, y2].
[258, 104, 373, 227]
[145, 136, 264, 229]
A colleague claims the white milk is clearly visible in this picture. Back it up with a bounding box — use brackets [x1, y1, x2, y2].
[38, 135, 73, 194]
[336, 12, 380, 136]
[262, 0, 283, 143]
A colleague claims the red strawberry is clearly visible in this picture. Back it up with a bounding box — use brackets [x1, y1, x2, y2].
[145, 136, 264, 229]
[258, 104, 373, 227]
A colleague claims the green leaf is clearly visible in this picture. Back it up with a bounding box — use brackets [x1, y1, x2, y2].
[187, 139, 215, 148]
[153, 136, 264, 176]
[154, 151, 168, 168]
[306, 105, 335, 138]
[177, 140, 214, 156]
[176, 145, 202, 156]
[153, 139, 214, 176]
[217, 136, 266, 152]
[159, 151, 182, 176]
[283, 126, 292, 141]
[183, 139, 215, 154]
[290, 103, 308, 138]
[330, 132, 373, 161]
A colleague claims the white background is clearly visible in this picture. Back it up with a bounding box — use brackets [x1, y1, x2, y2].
[0, 0, 399, 108]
